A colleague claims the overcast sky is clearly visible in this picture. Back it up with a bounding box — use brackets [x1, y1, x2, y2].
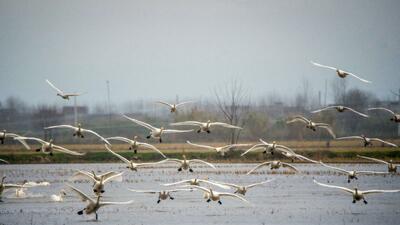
[0, 0, 399, 107]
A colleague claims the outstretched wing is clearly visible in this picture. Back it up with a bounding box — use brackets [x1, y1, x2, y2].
[123, 115, 157, 131]
[241, 144, 266, 156]
[369, 138, 398, 147]
[163, 129, 193, 134]
[315, 123, 336, 138]
[363, 189, 400, 195]
[66, 184, 94, 203]
[346, 72, 372, 83]
[218, 192, 249, 203]
[82, 129, 111, 145]
[186, 141, 215, 150]
[7, 133, 31, 150]
[15, 137, 47, 145]
[336, 136, 363, 141]
[44, 125, 76, 130]
[46, 79, 64, 94]
[286, 116, 309, 124]
[170, 121, 203, 126]
[311, 106, 338, 113]
[162, 179, 191, 186]
[105, 136, 132, 144]
[319, 161, 349, 174]
[246, 179, 274, 189]
[175, 101, 194, 107]
[104, 144, 130, 164]
[128, 189, 158, 194]
[0, 159, 9, 164]
[247, 161, 271, 175]
[313, 180, 353, 194]
[310, 61, 338, 71]
[197, 179, 231, 190]
[367, 107, 395, 115]
[100, 200, 134, 207]
[357, 155, 389, 165]
[70, 170, 96, 182]
[52, 144, 85, 156]
[281, 163, 300, 172]
[189, 159, 216, 169]
[210, 122, 242, 129]
[344, 107, 369, 118]
[156, 101, 173, 108]
[103, 172, 124, 183]
[138, 142, 166, 158]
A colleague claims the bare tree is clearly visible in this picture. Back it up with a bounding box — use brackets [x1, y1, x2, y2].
[331, 78, 347, 104]
[214, 80, 250, 144]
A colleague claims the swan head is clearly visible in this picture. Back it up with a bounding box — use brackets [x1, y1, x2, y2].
[207, 120, 211, 123]
[77, 123, 81, 128]
[133, 136, 138, 140]
[160, 127, 165, 131]
[389, 159, 393, 163]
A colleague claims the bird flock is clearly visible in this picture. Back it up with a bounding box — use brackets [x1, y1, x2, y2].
[1, 62, 400, 221]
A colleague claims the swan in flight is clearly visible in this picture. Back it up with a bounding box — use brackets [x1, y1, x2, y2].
[45, 124, 110, 145]
[123, 115, 193, 142]
[162, 178, 231, 190]
[106, 136, 166, 157]
[336, 135, 398, 147]
[280, 151, 319, 163]
[184, 185, 249, 205]
[241, 139, 294, 156]
[218, 179, 274, 196]
[170, 120, 242, 133]
[313, 179, 400, 204]
[164, 154, 216, 172]
[46, 79, 83, 100]
[247, 160, 299, 174]
[357, 155, 399, 173]
[0, 177, 25, 201]
[319, 161, 388, 183]
[128, 188, 192, 203]
[51, 189, 67, 202]
[105, 144, 168, 171]
[0, 130, 30, 149]
[0, 159, 9, 164]
[156, 101, 194, 113]
[14, 137, 85, 156]
[286, 116, 336, 138]
[310, 61, 371, 83]
[311, 105, 368, 118]
[367, 107, 400, 123]
[186, 141, 250, 156]
[67, 184, 134, 221]
[70, 170, 123, 195]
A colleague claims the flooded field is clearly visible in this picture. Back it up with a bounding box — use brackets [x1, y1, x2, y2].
[0, 163, 399, 225]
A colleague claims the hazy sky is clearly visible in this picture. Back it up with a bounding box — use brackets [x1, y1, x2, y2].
[0, 0, 399, 107]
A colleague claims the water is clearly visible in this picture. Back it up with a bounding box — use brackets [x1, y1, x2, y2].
[0, 163, 399, 225]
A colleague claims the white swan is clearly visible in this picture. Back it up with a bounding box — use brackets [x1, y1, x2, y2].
[218, 179, 274, 196]
[156, 101, 194, 113]
[241, 139, 294, 156]
[311, 105, 369, 118]
[13, 180, 49, 198]
[70, 170, 123, 195]
[123, 115, 193, 142]
[280, 151, 319, 164]
[14, 137, 85, 156]
[336, 135, 398, 147]
[162, 178, 231, 190]
[0, 130, 30, 149]
[164, 154, 216, 172]
[184, 185, 249, 205]
[287, 116, 336, 138]
[45, 124, 110, 145]
[247, 160, 299, 174]
[186, 141, 250, 156]
[128, 188, 192, 203]
[170, 120, 242, 133]
[310, 61, 371, 83]
[0, 176, 25, 201]
[105, 144, 168, 171]
[106, 136, 166, 158]
[319, 161, 388, 183]
[357, 155, 399, 173]
[367, 107, 400, 123]
[51, 189, 67, 202]
[46, 79, 83, 100]
[67, 184, 134, 221]
[313, 179, 400, 204]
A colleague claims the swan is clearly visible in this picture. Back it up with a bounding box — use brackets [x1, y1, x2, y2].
[280, 151, 319, 163]
[0, 159, 9, 164]
[46, 79, 83, 100]
[70, 170, 123, 195]
[286, 116, 336, 138]
[357, 155, 399, 173]
[319, 161, 388, 183]
[313, 179, 400, 204]
[44, 124, 110, 145]
[186, 141, 250, 156]
[106, 136, 166, 157]
[128, 188, 192, 203]
[123, 115, 193, 143]
[183, 185, 249, 205]
[51, 189, 67, 202]
[311, 105, 369, 118]
[218, 179, 274, 196]
[105, 144, 169, 171]
[162, 178, 231, 190]
[247, 160, 299, 174]
[0, 177, 25, 201]
[310, 61, 371, 83]
[164, 154, 216, 172]
[14, 137, 85, 156]
[0, 130, 30, 149]
[156, 101, 194, 113]
[335, 135, 398, 147]
[367, 107, 400, 123]
[170, 120, 242, 133]
[67, 184, 134, 221]
[241, 139, 294, 156]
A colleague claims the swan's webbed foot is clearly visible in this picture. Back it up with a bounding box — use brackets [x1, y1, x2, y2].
[73, 133, 76, 137]
[157, 199, 161, 204]
[352, 200, 356, 204]
[347, 179, 351, 183]
[177, 167, 182, 172]
[196, 129, 201, 133]
[206, 199, 211, 203]
[49, 152, 53, 156]
[77, 208, 85, 215]
[146, 135, 151, 139]
[35, 148, 41, 152]
[134, 149, 137, 154]
[0, 139, 4, 144]
[206, 130, 210, 134]
[81, 135, 84, 138]
[169, 196, 174, 200]
[363, 199, 368, 204]
[159, 138, 162, 143]
[262, 150, 267, 154]
[218, 200, 222, 205]
[95, 212, 98, 220]
[189, 168, 194, 173]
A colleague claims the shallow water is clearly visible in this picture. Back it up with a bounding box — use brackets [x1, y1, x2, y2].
[0, 163, 399, 225]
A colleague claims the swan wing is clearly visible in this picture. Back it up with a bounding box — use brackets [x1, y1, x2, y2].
[336, 136, 363, 140]
[281, 162, 300, 172]
[128, 189, 158, 194]
[82, 129, 111, 145]
[138, 142, 166, 158]
[315, 124, 336, 138]
[100, 200, 134, 207]
[103, 172, 124, 183]
[161, 179, 191, 186]
[346, 72, 372, 83]
[175, 101, 194, 107]
[218, 192, 249, 203]
[247, 161, 271, 175]
[170, 121, 203, 126]
[357, 155, 389, 165]
[105, 136, 132, 144]
[105, 144, 130, 164]
[367, 107, 395, 115]
[53, 145, 85, 156]
[186, 141, 215, 150]
[198, 180, 231, 190]
[44, 125, 76, 130]
[70, 170, 96, 182]
[188, 159, 216, 169]
[286, 116, 309, 124]
[313, 180, 353, 194]
[15, 137, 47, 145]
[66, 184, 94, 203]
[156, 101, 173, 108]
[310, 61, 338, 71]
[123, 115, 157, 131]
[163, 129, 193, 134]
[46, 79, 64, 94]
[344, 107, 369, 118]
[319, 161, 349, 174]
[210, 122, 242, 129]
[363, 189, 400, 195]
[246, 179, 274, 189]
[241, 144, 266, 156]
[0, 159, 9, 164]
[311, 106, 338, 113]
[369, 138, 398, 147]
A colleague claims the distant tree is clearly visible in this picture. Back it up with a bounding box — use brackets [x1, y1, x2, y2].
[331, 78, 347, 104]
